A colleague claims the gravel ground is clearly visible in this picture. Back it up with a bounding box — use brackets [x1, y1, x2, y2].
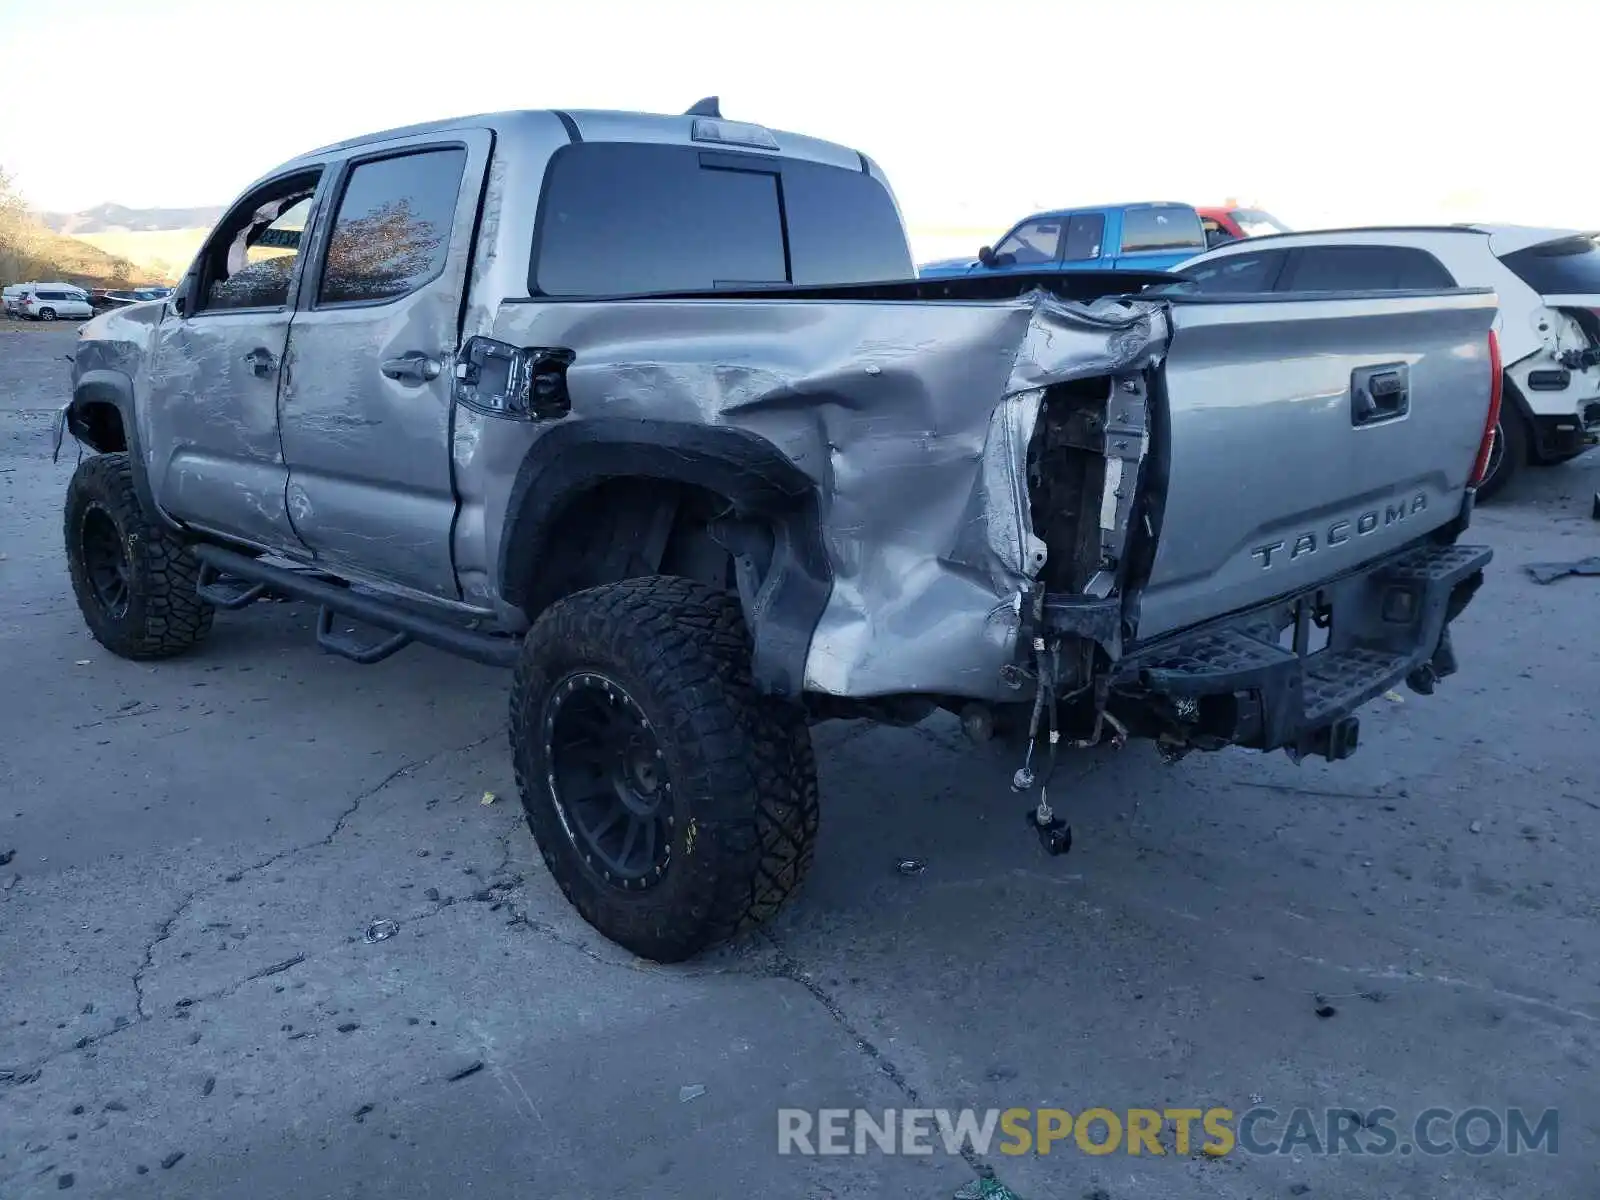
[2, 322, 1598, 1199]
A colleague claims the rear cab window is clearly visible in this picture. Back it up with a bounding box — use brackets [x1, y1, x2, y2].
[1278, 245, 1456, 291]
[530, 143, 912, 296]
[1119, 205, 1206, 255]
[1498, 234, 1600, 296]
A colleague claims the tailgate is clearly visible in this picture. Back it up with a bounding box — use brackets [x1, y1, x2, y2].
[1135, 289, 1497, 640]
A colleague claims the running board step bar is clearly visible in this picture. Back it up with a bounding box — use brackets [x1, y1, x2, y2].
[190, 545, 520, 668]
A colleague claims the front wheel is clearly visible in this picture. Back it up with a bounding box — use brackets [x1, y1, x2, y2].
[38, 307, 57, 321]
[63, 453, 214, 659]
[509, 577, 818, 962]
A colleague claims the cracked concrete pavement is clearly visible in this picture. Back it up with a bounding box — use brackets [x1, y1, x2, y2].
[2, 322, 1599, 1198]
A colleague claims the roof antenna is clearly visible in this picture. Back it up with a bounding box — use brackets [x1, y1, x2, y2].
[684, 96, 721, 118]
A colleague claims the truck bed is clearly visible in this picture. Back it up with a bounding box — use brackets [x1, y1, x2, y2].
[473, 280, 1497, 713]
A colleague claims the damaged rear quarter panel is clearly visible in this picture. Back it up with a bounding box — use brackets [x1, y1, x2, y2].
[469, 290, 1167, 701]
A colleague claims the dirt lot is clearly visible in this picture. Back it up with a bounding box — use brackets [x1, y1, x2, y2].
[2, 325, 1598, 1198]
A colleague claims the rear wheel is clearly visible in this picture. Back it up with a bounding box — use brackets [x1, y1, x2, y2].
[509, 576, 818, 962]
[63, 453, 214, 659]
[1473, 406, 1527, 501]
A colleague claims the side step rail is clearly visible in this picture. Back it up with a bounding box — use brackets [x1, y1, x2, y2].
[190, 544, 520, 669]
[195, 561, 268, 610]
[316, 607, 413, 665]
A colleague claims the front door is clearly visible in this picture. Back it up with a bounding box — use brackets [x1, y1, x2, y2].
[278, 132, 490, 598]
[143, 169, 326, 553]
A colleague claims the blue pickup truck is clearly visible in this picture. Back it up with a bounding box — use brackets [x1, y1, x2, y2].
[919, 202, 1208, 278]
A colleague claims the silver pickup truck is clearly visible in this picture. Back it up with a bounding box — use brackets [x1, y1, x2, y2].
[57, 100, 1498, 961]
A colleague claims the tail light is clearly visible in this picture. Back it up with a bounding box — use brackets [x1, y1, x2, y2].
[1469, 329, 1503, 488]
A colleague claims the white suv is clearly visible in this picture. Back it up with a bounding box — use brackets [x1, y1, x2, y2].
[16, 283, 93, 323]
[1174, 226, 1600, 498]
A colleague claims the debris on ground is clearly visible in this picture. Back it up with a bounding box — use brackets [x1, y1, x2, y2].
[363, 919, 398, 944]
[896, 858, 927, 876]
[480, 791, 497, 806]
[1314, 1000, 1338, 1019]
[1469, 820, 1484, 834]
[678, 1084, 706, 1102]
[1382, 690, 1404, 703]
[336, 1022, 360, 1034]
[2, 874, 18, 891]
[0, 848, 13, 866]
[446, 1061, 484, 1083]
[955, 1178, 1027, 1200]
[1524, 556, 1600, 585]
[202, 1076, 215, 1096]
[160, 1151, 184, 1170]
[354, 1103, 375, 1123]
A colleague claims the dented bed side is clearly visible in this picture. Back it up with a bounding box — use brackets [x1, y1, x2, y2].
[456, 291, 1168, 701]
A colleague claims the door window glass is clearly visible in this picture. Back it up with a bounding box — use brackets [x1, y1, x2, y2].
[991, 219, 1062, 266]
[1061, 213, 1105, 261]
[318, 147, 467, 305]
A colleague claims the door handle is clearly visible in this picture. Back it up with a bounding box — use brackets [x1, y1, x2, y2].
[244, 347, 278, 378]
[381, 353, 442, 384]
[1351, 365, 1410, 427]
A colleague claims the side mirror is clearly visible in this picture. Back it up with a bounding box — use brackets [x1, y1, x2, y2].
[977, 245, 996, 268]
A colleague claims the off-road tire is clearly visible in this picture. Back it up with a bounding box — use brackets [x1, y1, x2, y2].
[510, 576, 818, 962]
[63, 452, 214, 659]
[1474, 406, 1526, 501]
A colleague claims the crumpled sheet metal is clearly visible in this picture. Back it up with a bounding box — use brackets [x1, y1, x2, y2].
[484, 289, 1168, 701]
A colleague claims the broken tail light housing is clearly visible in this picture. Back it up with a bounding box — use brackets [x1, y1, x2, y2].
[453, 336, 574, 421]
[1469, 329, 1503, 488]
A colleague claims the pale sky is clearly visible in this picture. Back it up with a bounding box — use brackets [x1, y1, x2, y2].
[1, 0, 1594, 261]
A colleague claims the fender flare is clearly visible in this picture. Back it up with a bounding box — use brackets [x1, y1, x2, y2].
[497, 418, 833, 697]
[68, 369, 174, 530]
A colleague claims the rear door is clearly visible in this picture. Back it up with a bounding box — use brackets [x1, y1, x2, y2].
[278, 130, 491, 598]
[1135, 289, 1498, 639]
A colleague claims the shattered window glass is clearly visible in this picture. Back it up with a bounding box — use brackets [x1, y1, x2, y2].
[205, 187, 319, 312]
[318, 148, 466, 306]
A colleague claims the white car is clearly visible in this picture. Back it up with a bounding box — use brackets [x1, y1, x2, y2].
[1173, 226, 1600, 497]
[15, 283, 94, 323]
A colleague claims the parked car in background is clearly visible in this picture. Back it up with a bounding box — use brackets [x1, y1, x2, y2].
[918, 202, 1206, 277]
[89, 287, 174, 313]
[1197, 205, 1292, 247]
[1173, 226, 1600, 497]
[14, 283, 93, 322]
[2, 284, 27, 317]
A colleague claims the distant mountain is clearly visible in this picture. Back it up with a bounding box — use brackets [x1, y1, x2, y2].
[39, 202, 226, 236]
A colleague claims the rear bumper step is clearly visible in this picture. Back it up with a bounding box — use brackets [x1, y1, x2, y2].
[1110, 540, 1492, 760]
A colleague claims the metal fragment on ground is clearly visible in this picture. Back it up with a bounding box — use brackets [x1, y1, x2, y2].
[363, 919, 398, 943]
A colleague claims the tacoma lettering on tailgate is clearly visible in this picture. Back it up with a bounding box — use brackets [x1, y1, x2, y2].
[1251, 493, 1428, 569]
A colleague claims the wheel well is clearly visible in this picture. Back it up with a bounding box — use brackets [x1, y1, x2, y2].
[518, 477, 772, 622]
[69, 400, 128, 453]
